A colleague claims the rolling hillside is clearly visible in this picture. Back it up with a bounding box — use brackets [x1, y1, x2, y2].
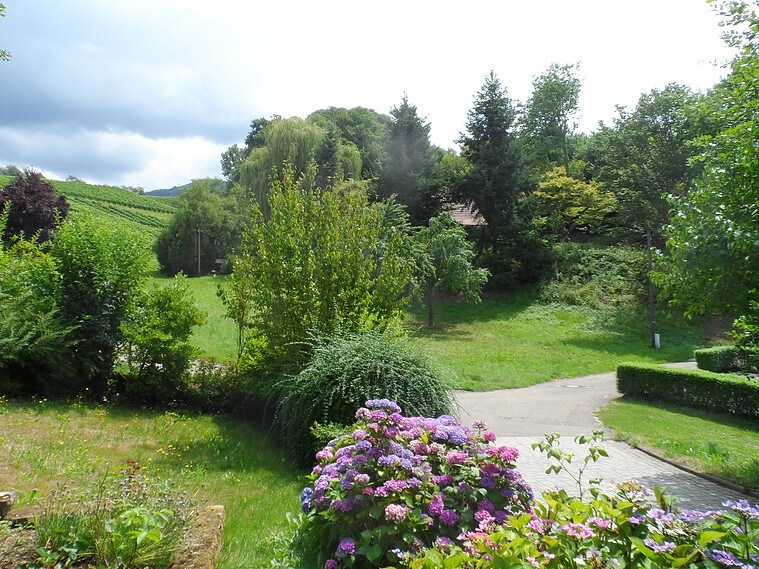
[0, 174, 176, 238]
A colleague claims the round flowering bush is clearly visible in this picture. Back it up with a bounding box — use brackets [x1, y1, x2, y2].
[295, 399, 533, 568]
[409, 482, 759, 568]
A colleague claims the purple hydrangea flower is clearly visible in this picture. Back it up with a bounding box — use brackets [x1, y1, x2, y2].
[440, 509, 459, 526]
[336, 538, 355, 558]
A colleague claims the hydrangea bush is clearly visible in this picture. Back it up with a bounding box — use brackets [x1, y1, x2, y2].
[409, 482, 759, 568]
[295, 399, 533, 568]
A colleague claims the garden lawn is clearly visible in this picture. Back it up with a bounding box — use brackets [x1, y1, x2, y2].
[151, 274, 238, 362]
[407, 291, 707, 390]
[0, 397, 303, 568]
[598, 399, 759, 490]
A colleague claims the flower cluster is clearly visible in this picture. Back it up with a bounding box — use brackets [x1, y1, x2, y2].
[297, 399, 533, 567]
[410, 483, 759, 568]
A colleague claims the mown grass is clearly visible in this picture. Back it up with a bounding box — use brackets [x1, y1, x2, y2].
[0, 397, 303, 568]
[406, 291, 707, 390]
[155, 277, 709, 388]
[151, 274, 238, 362]
[598, 399, 759, 490]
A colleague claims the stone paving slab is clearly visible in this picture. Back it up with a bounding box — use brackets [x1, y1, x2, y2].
[453, 363, 757, 511]
[499, 437, 749, 511]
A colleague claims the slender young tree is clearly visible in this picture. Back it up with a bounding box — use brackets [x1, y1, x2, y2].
[521, 63, 581, 174]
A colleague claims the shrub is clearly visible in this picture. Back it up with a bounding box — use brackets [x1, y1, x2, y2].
[274, 330, 454, 466]
[289, 399, 533, 568]
[226, 168, 418, 373]
[617, 363, 759, 419]
[51, 215, 151, 395]
[0, 168, 69, 243]
[120, 274, 207, 405]
[409, 483, 759, 568]
[541, 243, 647, 309]
[695, 345, 759, 374]
[0, 228, 74, 396]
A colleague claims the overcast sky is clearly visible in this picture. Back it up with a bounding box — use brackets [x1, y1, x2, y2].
[0, 1, 736, 191]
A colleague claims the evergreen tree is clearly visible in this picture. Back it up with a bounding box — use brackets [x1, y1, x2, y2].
[379, 95, 437, 224]
[456, 71, 522, 226]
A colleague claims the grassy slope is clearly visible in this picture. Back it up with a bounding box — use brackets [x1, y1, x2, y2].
[0, 174, 176, 238]
[0, 398, 302, 567]
[406, 291, 706, 390]
[599, 399, 759, 489]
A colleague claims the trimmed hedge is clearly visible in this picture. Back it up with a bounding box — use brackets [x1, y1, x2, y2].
[617, 363, 759, 419]
[694, 345, 759, 373]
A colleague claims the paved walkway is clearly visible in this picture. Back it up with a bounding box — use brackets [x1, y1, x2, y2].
[454, 365, 753, 510]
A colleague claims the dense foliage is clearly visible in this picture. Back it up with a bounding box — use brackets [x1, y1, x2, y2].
[0, 221, 73, 395]
[51, 215, 152, 394]
[0, 168, 69, 243]
[286, 400, 533, 568]
[655, 1, 758, 338]
[409, 484, 759, 568]
[155, 178, 241, 276]
[617, 363, 759, 419]
[225, 168, 418, 374]
[275, 331, 454, 466]
[120, 274, 207, 404]
[695, 345, 759, 373]
[540, 243, 648, 309]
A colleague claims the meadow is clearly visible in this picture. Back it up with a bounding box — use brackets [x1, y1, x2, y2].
[170, 275, 708, 390]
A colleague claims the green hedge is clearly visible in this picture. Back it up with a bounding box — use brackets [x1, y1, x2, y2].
[616, 363, 759, 419]
[694, 345, 759, 373]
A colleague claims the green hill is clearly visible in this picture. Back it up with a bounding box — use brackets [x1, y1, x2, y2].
[0, 175, 176, 238]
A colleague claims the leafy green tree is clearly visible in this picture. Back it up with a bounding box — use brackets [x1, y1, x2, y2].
[307, 107, 390, 179]
[238, 117, 324, 214]
[121, 274, 206, 404]
[589, 84, 713, 242]
[531, 166, 617, 238]
[52, 215, 151, 394]
[220, 144, 246, 183]
[456, 71, 523, 226]
[521, 63, 581, 173]
[416, 212, 489, 327]
[0, 169, 70, 243]
[378, 95, 438, 224]
[656, 5, 759, 323]
[156, 178, 241, 276]
[226, 167, 418, 375]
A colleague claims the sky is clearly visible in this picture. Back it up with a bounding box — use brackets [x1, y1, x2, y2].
[0, 0, 737, 191]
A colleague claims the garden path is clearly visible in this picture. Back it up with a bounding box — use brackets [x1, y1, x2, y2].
[454, 363, 754, 510]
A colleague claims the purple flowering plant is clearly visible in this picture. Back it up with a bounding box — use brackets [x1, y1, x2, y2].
[296, 399, 533, 567]
[409, 481, 759, 568]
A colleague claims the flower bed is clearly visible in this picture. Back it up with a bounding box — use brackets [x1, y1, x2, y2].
[294, 399, 533, 567]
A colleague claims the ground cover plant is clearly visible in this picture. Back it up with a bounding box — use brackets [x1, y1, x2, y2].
[0, 396, 302, 567]
[599, 399, 759, 490]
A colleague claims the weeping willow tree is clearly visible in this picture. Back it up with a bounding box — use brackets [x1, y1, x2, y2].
[238, 117, 325, 215]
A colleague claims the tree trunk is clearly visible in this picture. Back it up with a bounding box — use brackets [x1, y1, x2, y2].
[426, 283, 434, 328]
